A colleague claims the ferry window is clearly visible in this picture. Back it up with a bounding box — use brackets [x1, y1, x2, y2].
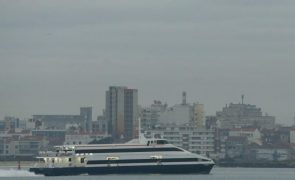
[76, 147, 183, 153]
[81, 158, 85, 163]
[201, 159, 209, 162]
[69, 158, 72, 162]
[157, 140, 168, 144]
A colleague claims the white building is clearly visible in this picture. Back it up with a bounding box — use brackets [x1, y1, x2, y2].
[145, 125, 215, 157]
[141, 93, 205, 129]
[158, 104, 192, 125]
[229, 128, 261, 144]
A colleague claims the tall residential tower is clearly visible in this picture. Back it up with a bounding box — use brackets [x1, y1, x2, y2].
[105, 86, 138, 141]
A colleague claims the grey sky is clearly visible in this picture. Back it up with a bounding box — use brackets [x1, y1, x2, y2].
[1, 0, 295, 125]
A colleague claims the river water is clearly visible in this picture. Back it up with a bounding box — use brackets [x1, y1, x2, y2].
[0, 167, 294, 180]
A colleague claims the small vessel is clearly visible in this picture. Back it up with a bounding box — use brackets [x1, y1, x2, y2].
[29, 135, 214, 176]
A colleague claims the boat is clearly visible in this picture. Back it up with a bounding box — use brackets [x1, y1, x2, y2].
[29, 134, 214, 176]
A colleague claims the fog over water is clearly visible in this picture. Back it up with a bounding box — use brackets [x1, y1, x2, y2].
[1, 0, 295, 124]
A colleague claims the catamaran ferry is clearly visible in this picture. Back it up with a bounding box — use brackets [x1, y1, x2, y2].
[29, 136, 214, 176]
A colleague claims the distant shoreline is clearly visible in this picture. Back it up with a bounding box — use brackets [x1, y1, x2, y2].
[217, 162, 295, 168]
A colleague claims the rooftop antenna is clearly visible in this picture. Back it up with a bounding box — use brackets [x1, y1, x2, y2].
[241, 94, 244, 104]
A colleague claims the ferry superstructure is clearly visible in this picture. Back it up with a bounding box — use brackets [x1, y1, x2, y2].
[29, 138, 214, 176]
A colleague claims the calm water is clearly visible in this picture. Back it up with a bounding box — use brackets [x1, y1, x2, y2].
[0, 167, 295, 180]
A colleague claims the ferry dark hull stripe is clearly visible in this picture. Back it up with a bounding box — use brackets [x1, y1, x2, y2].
[75, 147, 182, 154]
[87, 158, 209, 165]
[29, 164, 214, 176]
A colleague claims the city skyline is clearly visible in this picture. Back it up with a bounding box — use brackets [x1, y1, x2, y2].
[0, 91, 285, 124]
[1, 1, 295, 125]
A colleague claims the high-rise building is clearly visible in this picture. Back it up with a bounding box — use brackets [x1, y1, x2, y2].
[105, 86, 138, 141]
[193, 103, 205, 128]
[80, 107, 92, 133]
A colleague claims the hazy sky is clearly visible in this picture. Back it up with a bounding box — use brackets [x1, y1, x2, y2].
[1, 0, 295, 125]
